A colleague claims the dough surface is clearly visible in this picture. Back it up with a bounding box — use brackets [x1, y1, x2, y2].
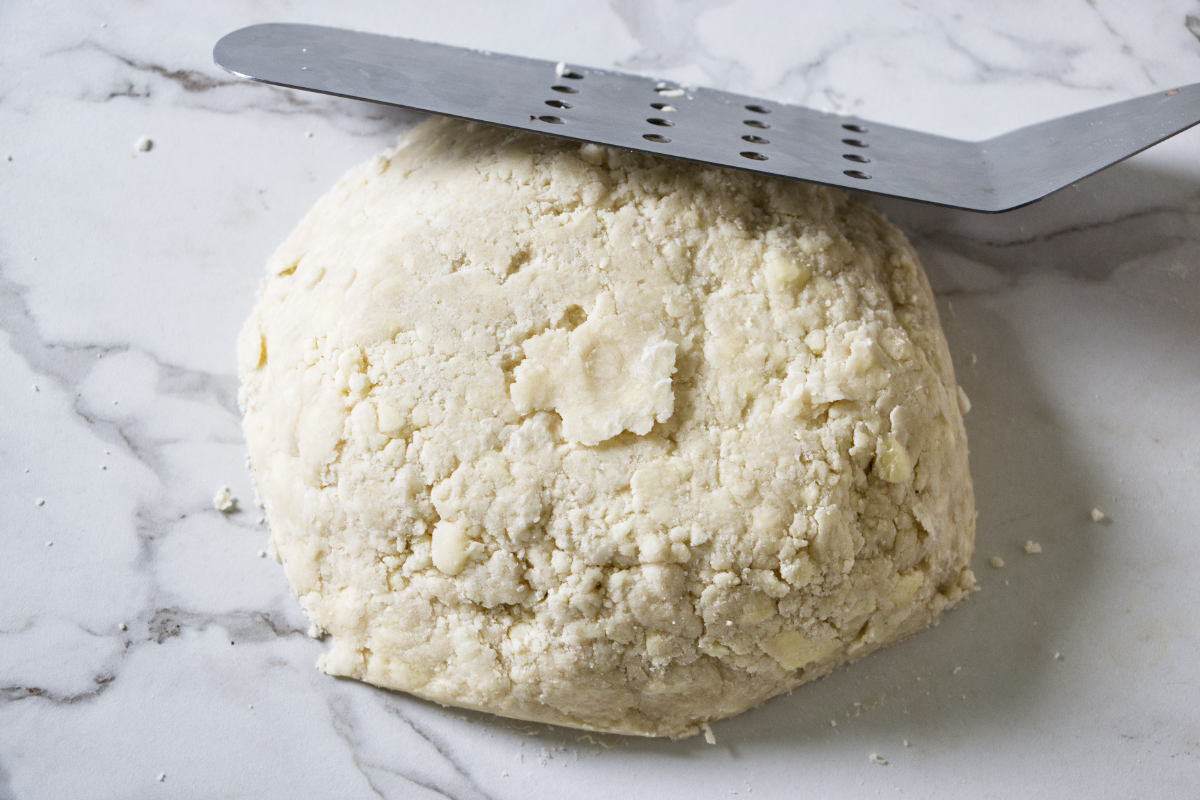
[239, 118, 976, 738]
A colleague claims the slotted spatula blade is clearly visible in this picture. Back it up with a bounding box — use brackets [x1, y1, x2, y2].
[213, 23, 1200, 213]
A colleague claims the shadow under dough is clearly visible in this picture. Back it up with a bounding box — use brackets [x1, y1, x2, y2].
[688, 302, 1104, 751]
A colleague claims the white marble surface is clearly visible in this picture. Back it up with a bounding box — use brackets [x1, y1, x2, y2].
[2, 1, 1199, 797]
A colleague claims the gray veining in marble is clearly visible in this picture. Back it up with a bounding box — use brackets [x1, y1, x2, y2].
[2, 1, 1199, 798]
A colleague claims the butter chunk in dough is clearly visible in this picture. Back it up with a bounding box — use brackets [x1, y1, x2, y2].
[238, 118, 976, 738]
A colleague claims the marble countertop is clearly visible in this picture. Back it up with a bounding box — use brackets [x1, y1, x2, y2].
[3, 1, 1198, 797]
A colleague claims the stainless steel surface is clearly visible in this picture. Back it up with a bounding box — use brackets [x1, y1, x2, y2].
[213, 23, 1200, 213]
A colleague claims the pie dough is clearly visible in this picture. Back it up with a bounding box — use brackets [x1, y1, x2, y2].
[238, 118, 976, 738]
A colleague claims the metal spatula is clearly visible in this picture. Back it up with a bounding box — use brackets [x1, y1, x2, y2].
[213, 23, 1199, 213]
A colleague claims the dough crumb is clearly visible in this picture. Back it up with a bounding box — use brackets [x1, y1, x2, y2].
[431, 519, 473, 575]
[701, 723, 717, 745]
[257, 550, 268, 558]
[1090, 507, 1106, 523]
[988, 556, 1005, 569]
[952, 665, 962, 675]
[34, 497, 45, 507]
[1023, 539, 1042, 554]
[135, 136, 153, 152]
[902, 739, 911, 748]
[579, 142, 606, 164]
[1053, 651, 1063, 660]
[212, 486, 237, 513]
[45, 540, 53, 548]
[157, 773, 166, 782]
[956, 385, 971, 414]
[869, 753, 889, 766]
[118, 622, 128, 631]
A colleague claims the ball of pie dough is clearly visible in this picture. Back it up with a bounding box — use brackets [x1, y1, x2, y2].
[238, 118, 976, 738]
